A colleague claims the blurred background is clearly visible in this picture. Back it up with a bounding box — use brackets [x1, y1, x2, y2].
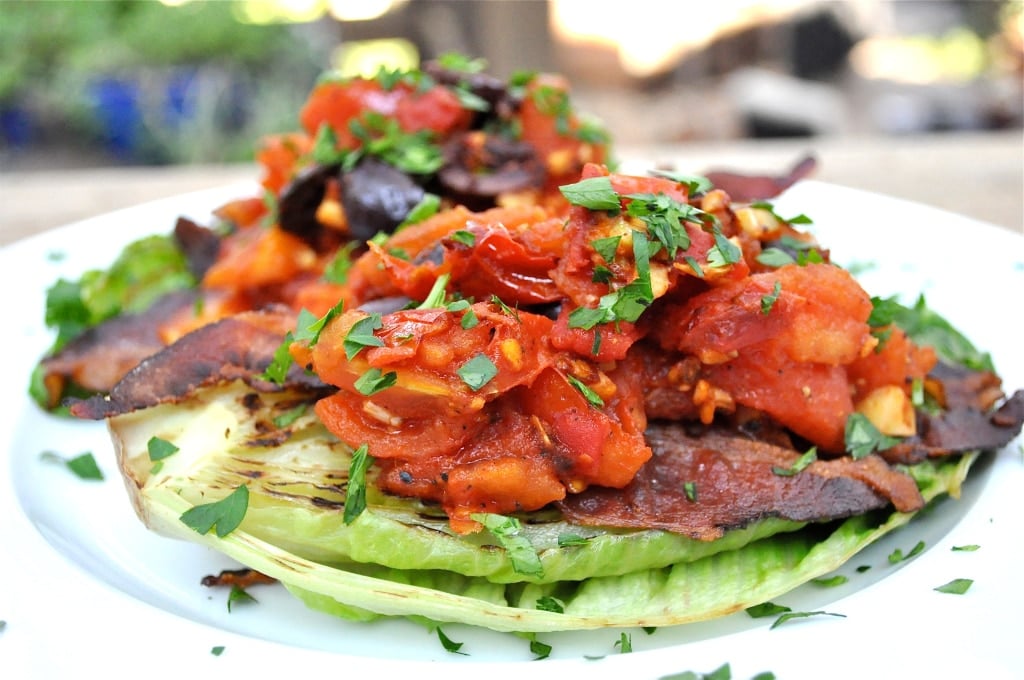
[1, 0, 1021, 169]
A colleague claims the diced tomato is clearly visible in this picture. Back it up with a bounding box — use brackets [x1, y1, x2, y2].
[256, 132, 312, 194]
[308, 303, 554, 419]
[299, 78, 403, 146]
[847, 326, 937, 400]
[703, 349, 854, 453]
[521, 367, 652, 489]
[549, 304, 644, 361]
[203, 227, 318, 291]
[213, 196, 268, 230]
[300, 78, 471, 150]
[314, 390, 487, 461]
[394, 85, 472, 136]
[518, 75, 606, 185]
[664, 263, 874, 367]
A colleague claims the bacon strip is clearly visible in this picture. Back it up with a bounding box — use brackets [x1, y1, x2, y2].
[558, 423, 923, 541]
[69, 307, 331, 420]
[703, 154, 818, 201]
[883, 362, 1024, 465]
[39, 290, 198, 409]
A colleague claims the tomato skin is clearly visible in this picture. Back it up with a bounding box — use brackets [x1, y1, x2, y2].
[445, 225, 562, 305]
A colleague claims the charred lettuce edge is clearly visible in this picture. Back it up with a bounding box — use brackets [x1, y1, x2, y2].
[110, 382, 975, 633]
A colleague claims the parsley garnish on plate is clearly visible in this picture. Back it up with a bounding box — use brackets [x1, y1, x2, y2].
[180, 485, 249, 538]
[888, 540, 926, 564]
[226, 585, 257, 613]
[934, 578, 973, 595]
[40, 450, 104, 481]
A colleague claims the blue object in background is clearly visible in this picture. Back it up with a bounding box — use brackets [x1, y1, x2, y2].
[88, 77, 142, 158]
[0, 105, 34, 149]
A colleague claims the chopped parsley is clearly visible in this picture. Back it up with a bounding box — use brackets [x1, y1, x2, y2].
[458, 354, 498, 391]
[343, 313, 385, 359]
[844, 413, 901, 459]
[262, 302, 346, 384]
[525, 633, 552, 660]
[436, 51, 488, 73]
[449, 229, 477, 247]
[347, 112, 444, 175]
[745, 602, 791, 619]
[354, 368, 397, 396]
[210, 646, 225, 657]
[591, 234, 622, 263]
[934, 578, 973, 595]
[180, 485, 249, 538]
[771, 446, 817, 476]
[567, 230, 655, 330]
[683, 481, 698, 502]
[566, 374, 604, 407]
[272, 403, 308, 429]
[41, 451, 104, 481]
[760, 280, 782, 315]
[322, 241, 359, 284]
[147, 436, 179, 474]
[535, 596, 565, 613]
[343, 444, 373, 524]
[226, 585, 257, 612]
[769, 610, 846, 630]
[888, 540, 926, 564]
[650, 169, 714, 195]
[559, 176, 620, 210]
[471, 513, 543, 577]
[417, 273, 451, 309]
[147, 436, 179, 462]
[399, 193, 441, 227]
[756, 248, 795, 268]
[435, 626, 468, 655]
[614, 632, 633, 653]
[624, 192, 696, 258]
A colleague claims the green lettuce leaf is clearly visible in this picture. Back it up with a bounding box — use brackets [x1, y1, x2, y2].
[110, 381, 975, 632]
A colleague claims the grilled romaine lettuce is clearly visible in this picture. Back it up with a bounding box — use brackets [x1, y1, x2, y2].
[108, 381, 974, 632]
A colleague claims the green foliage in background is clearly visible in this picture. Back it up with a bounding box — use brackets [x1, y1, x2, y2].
[0, 0, 326, 163]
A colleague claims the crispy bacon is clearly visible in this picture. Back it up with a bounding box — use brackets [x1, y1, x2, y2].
[703, 154, 818, 201]
[69, 307, 331, 420]
[558, 423, 923, 541]
[200, 567, 277, 589]
[882, 362, 1024, 465]
[38, 290, 198, 409]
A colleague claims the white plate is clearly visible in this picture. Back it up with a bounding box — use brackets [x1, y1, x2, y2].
[2, 181, 1022, 680]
